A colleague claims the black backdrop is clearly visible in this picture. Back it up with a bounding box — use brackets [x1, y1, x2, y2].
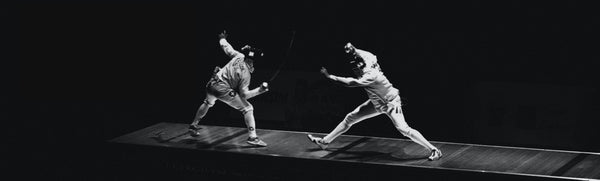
[8, 0, 600, 179]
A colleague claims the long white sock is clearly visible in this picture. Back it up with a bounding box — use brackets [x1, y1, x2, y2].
[191, 102, 210, 125]
[322, 121, 351, 143]
[405, 128, 436, 151]
[243, 110, 258, 138]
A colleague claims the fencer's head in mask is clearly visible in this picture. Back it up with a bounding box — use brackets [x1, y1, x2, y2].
[345, 42, 367, 76]
[344, 42, 381, 77]
[240, 45, 264, 73]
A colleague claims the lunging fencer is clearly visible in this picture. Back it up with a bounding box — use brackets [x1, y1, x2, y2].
[307, 43, 442, 160]
[189, 31, 269, 147]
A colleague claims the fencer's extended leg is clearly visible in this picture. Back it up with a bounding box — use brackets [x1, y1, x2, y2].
[321, 100, 380, 144]
[191, 101, 211, 125]
[387, 106, 442, 160]
[388, 111, 436, 150]
[320, 118, 352, 144]
[189, 95, 216, 136]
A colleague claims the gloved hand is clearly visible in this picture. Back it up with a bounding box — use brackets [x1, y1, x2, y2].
[259, 82, 269, 92]
[218, 30, 228, 40]
[320, 67, 330, 77]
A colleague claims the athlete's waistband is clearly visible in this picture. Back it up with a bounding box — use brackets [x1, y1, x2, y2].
[369, 93, 400, 106]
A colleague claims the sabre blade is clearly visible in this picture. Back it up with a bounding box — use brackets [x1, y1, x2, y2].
[268, 30, 296, 82]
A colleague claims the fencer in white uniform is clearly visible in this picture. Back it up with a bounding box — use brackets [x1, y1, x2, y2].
[189, 31, 269, 147]
[308, 43, 442, 161]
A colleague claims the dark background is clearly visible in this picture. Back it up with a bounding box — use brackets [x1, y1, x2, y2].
[7, 0, 600, 179]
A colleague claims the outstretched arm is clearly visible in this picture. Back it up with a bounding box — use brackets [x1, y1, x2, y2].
[218, 31, 243, 58]
[320, 67, 373, 87]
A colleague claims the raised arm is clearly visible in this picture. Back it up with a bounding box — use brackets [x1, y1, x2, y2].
[218, 31, 243, 58]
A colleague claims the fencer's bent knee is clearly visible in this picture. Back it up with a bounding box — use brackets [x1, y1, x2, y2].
[397, 126, 414, 137]
[240, 104, 254, 115]
[203, 99, 215, 107]
[342, 113, 357, 127]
